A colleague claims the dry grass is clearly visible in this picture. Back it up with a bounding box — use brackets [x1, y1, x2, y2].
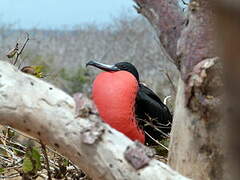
[0, 126, 90, 180]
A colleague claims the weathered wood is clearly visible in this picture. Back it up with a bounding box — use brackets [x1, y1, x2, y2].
[168, 59, 225, 179]
[168, 1, 225, 179]
[133, 0, 226, 179]
[133, 0, 184, 67]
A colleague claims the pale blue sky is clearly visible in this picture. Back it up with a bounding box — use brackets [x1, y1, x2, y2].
[0, 0, 137, 29]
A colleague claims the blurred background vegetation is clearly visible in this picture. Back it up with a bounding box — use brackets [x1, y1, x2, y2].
[0, 15, 178, 108]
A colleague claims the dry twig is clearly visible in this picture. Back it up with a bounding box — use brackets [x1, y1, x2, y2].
[13, 33, 30, 66]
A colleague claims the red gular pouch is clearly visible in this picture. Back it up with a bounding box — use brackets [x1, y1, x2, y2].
[92, 71, 145, 143]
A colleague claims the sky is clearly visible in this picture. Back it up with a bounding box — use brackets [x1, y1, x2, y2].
[0, 0, 137, 29]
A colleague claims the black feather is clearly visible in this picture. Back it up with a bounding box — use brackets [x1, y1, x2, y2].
[135, 84, 172, 145]
[115, 62, 173, 144]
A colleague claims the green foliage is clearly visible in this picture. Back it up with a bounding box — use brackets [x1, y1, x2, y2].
[23, 53, 91, 94]
[154, 138, 170, 157]
[0, 168, 4, 174]
[22, 146, 41, 174]
[21, 65, 45, 78]
[23, 157, 34, 173]
[0, 126, 87, 179]
[29, 54, 54, 73]
[62, 159, 70, 167]
[60, 66, 90, 94]
[32, 65, 44, 78]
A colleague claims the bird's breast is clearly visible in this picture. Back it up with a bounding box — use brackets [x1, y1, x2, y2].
[92, 71, 145, 143]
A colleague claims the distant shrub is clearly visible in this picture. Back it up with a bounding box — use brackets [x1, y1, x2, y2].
[60, 66, 91, 95]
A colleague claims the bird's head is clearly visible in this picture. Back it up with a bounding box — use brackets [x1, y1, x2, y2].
[86, 60, 139, 82]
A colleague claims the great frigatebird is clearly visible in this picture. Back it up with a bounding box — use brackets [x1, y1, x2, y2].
[86, 60, 172, 145]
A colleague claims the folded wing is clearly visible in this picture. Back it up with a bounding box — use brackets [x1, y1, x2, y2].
[135, 84, 172, 144]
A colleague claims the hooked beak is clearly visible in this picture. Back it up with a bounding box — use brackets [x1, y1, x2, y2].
[86, 60, 120, 72]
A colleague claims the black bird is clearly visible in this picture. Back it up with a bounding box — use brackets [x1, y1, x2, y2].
[87, 60, 172, 145]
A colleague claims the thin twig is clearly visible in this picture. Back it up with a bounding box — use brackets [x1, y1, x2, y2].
[13, 33, 30, 65]
[137, 117, 170, 138]
[0, 144, 25, 154]
[146, 123, 170, 138]
[0, 173, 20, 179]
[18, 58, 24, 69]
[144, 131, 169, 151]
[164, 72, 176, 94]
[180, 0, 189, 5]
[7, 126, 38, 141]
[1, 137, 27, 150]
[0, 155, 12, 163]
[144, 114, 172, 127]
[37, 173, 48, 179]
[40, 141, 52, 180]
[1, 126, 83, 179]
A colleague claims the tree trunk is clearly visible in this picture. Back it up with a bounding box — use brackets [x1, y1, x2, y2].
[134, 0, 226, 179]
[168, 59, 225, 179]
[168, 1, 226, 179]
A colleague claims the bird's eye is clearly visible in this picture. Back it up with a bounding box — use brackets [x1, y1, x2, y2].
[118, 65, 124, 70]
[121, 65, 127, 69]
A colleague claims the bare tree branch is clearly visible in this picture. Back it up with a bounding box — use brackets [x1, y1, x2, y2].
[13, 33, 30, 66]
[40, 141, 52, 180]
[177, 1, 216, 82]
[164, 72, 177, 95]
[133, 0, 184, 67]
